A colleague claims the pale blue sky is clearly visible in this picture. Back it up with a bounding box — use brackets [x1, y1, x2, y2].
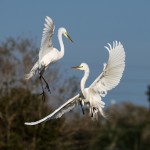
[0, 0, 150, 107]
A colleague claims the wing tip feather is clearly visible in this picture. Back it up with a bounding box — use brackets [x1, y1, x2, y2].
[24, 122, 35, 126]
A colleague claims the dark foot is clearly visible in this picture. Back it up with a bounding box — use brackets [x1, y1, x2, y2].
[39, 91, 46, 102]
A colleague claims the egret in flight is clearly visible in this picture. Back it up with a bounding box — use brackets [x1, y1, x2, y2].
[25, 16, 73, 100]
[25, 41, 125, 125]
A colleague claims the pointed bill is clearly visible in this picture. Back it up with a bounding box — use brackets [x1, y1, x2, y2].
[72, 66, 82, 69]
[64, 32, 73, 43]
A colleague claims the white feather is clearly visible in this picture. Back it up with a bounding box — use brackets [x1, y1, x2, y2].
[90, 41, 125, 96]
[39, 16, 55, 60]
[24, 61, 39, 80]
[25, 94, 80, 125]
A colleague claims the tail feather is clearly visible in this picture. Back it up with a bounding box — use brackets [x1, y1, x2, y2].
[24, 72, 34, 80]
[98, 107, 107, 118]
[24, 61, 39, 80]
[89, 98, 107, 120]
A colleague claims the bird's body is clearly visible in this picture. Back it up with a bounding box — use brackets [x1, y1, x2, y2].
[25, 41, 125, 125]
[72, 63, 106, 118]
[25, 17, 73, 80]
[39, 48, 60, 67]
[25, 16, 73, 98]
[28, 48, 59, 79]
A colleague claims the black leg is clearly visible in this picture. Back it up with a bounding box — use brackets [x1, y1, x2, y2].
[90, 107, 94, 118]
[39, 66, 45, 76]
[39, 66, 51, 94]
[91, 113, 93, 117]
[39, 76, 46, 101]
[79, 100, 84, 115]
[41, 75, 51, 94]
[37, 67, 46, 101]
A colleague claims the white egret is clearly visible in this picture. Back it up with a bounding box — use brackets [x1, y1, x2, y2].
[25, 16, 73, 100]
[25, 41, 125, 125]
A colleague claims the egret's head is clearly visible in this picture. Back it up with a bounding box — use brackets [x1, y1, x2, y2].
[72, 63, 89, 71]
[59, 27, 73, 43]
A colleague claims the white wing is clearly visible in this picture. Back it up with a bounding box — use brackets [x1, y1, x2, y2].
[24, 94, 80, 125]
[89, 41, 125, 97]
[39, 16, 55, 59]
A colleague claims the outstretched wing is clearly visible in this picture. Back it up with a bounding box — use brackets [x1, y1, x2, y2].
[25, 94, 80, 126]
[89, 41, 125, 97]
[39, 16, 55, 59]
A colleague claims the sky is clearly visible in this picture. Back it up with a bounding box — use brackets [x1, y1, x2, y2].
[0, 0, 150, 107]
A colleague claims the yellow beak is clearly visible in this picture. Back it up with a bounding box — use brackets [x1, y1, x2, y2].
[72, 66, 81, 69]
[64, 32, 73, 43]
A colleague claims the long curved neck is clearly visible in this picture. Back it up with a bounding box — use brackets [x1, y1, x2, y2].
[81, 69, 90, 97]
[58, 30, 64, 59]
